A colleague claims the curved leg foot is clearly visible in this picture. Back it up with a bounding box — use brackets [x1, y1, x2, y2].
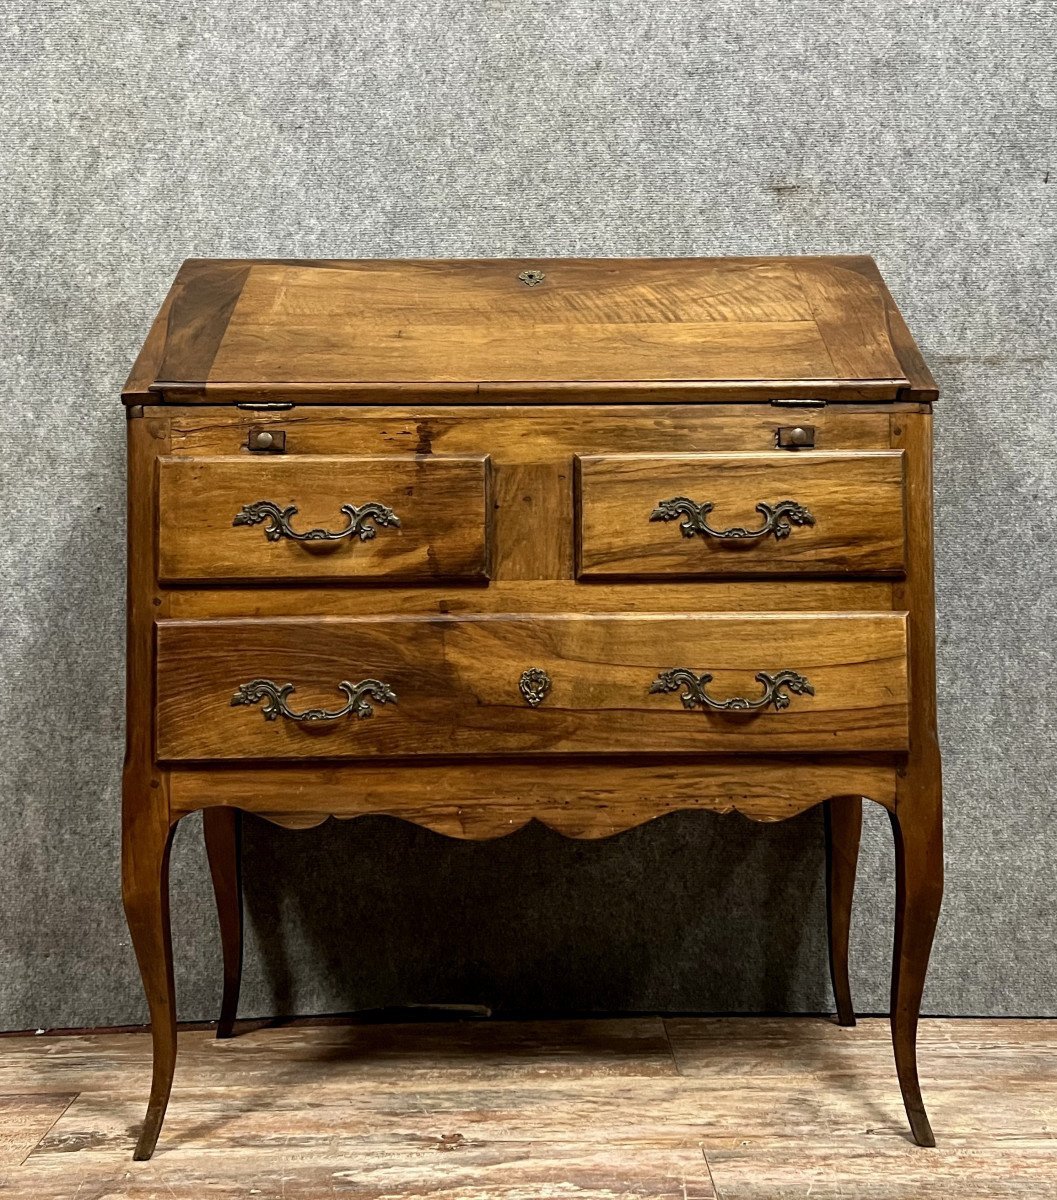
[122, 809, 178, 1161]
[825, 796, 862, 1027]
[889, 791, 943, 1147]
[204, 807, 243, 1039]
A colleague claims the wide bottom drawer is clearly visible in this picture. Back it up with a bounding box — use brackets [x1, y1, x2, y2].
[155, 613, 909, 761]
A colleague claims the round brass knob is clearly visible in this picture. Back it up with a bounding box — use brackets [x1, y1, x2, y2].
[253, 430, 274, 449]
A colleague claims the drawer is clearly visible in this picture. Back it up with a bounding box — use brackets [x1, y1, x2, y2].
[157, 455, 491, 584]
[576, 452, 905, 578]
[155, 612, 909, 761]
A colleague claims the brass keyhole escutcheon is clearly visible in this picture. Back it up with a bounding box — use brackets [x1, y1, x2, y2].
[517, 269, 546, 287]
[518, 668, 552, 707]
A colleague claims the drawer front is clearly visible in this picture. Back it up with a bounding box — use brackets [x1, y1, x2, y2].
[577, 452, 905, 578]
[155, 612, 909, 761]
[157, 455, 491, 584]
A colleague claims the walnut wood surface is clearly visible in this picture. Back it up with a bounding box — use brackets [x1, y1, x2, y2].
[168, 758, 897, 832]
[825, 795, 864, 1027]
[202, 807, 242, 1040]
[577, 451, 906, 578]
[129, 256, 926, 401]
[165, 579, 896, 618]
[121, 413, 178, 1161]
[157, 454, 491, 583]
[122, 256, 942, 1156]
[888, 409, 945, 1148]
[123, 285, 176, 403]
[166, 403, 901, 457]
[160, 404, 898, 585]
[155, 612, 909, 761]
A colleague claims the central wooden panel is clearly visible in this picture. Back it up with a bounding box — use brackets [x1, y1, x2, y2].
[155, 612, 909, 761]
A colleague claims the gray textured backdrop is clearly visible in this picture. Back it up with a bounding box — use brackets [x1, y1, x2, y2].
[1, 2, 1055, 1031]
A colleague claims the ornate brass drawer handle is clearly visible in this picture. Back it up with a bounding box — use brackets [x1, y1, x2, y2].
[649, 497, 815, 542]
[650, 668, 814, 712]
[233, 500, 401, 543]
[231, 678, 397, 723]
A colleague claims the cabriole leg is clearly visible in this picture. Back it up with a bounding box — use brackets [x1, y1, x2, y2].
[122, 807, 178, 1161]
[824, 795, 863, 1027]
[203, 806, 244, 1039]
[889, 781, 943, 1147]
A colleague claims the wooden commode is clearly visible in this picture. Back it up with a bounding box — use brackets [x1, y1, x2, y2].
[122, 257, 944, 1157]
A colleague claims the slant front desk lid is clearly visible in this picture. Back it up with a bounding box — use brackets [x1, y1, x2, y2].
[124, 256, 937, 404]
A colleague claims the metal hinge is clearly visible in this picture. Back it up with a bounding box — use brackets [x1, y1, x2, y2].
[769, 398, 827, 408]
[235, 401, 295, 411]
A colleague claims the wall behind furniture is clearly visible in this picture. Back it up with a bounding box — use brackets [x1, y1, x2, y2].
[2, 1, 1054, 1029]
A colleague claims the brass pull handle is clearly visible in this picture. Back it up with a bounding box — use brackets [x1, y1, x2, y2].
[233, 500, 401, 543]
[650, 668, 813, 712]
[231, 678, 397, 723]
[649, 497, 815, 542]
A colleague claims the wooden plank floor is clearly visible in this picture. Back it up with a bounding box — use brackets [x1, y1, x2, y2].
[0, 1017, 1054, 1198]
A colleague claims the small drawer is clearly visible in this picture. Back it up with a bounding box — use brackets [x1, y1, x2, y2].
[155, 611, 909, 761]
[156, 455, 491, 584]
[576, 452, 906, 578]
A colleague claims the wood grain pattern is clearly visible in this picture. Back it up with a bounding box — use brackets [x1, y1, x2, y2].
[122, 411, 178, 1161]
[704, 1147, 1057, 1199]
[219, 314, 831, 384]
[139, 257, 909, 392]
[165, 404, 897, 459]
[825, 795, 864, 1027]
[164, 578, 896, 619]
[0, 1094, 75, 1166]
[158, 379, 915, 404]
[793, 260, 906, 381]
[122, 292, 176, 404]
[122, 257, 942, 1157]
[0, 1019, 678, 1089]
[120, 809, 176, 1162]
[167, 757, 898, 831]
[157, 454, 491, 583]
[161, 405, 897, 585]
[202, 807, 242, 1039]
[156, 259, 250, 386]
[851, 256, 940, 402]
[577, 451, 906, 577]
[155, 613, 909, 761]
[888, 409, 945, 1148]
[2, 1019, 1054, 1197]
[5, 1148, 718, 1200]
